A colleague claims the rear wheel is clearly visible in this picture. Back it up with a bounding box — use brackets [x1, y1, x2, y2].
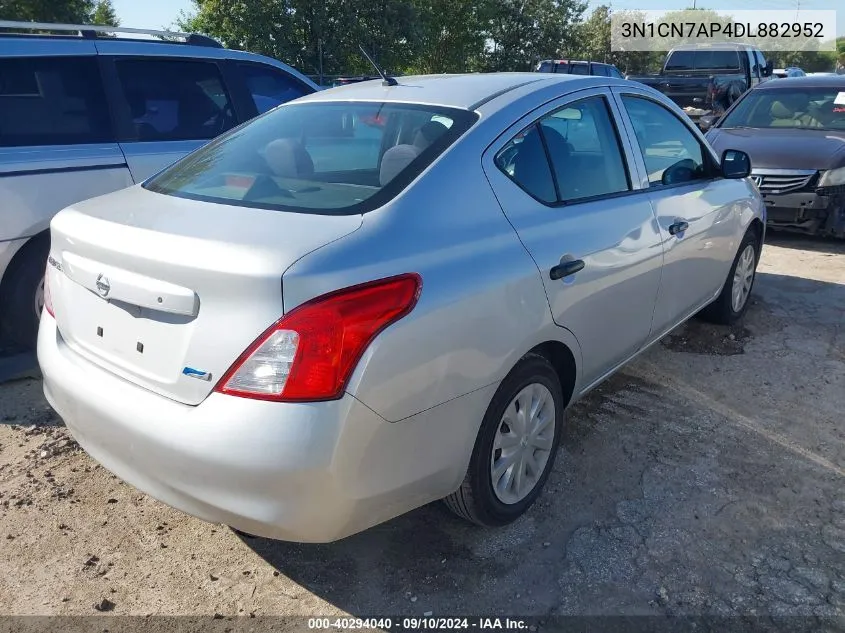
[443, 353, 563, 526]
[0, 235, 49, 349]
[700, 229, 759, 325]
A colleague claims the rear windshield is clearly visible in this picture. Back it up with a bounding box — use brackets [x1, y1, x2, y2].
[666, 50, 740, 71]
[143, 101, 477, 215]
[719, 87, 845, 130]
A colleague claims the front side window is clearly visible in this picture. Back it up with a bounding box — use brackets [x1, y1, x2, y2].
[720, 88, 845, 130]
[609, 66, 624, 79]
[144, 101, 477, 214]
[0, 56, 111, 147]
[239, 63, 309, 114]
[116, 59, 236, 142]
[622, 95, 711, 187]
[592, 64, 609, 77]
[570, 64, 590, 75]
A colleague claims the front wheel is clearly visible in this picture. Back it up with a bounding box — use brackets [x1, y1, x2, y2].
[443, 353, 564, 526]
[700, 230, 759, 325]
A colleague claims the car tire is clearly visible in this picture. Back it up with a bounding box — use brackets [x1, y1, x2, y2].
[700, 229, 759, 325]
[0, 235, 49, 350]
[443, 353, 564, 527]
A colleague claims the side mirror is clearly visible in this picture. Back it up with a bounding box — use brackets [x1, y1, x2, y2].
[699, 115, 717, 131]
[721, 149, 751, 179]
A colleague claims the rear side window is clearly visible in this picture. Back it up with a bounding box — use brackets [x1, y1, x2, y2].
[495, 96, 630, 204]
[115, 58, 236, 142]
[239, 63, 309, 114]
[144, 101, 477, 214]
[495, 124, 557, 204]
[694, 50, 740, 70]
[0, 56, 111, 147]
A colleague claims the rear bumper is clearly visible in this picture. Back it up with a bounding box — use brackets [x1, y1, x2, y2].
[38, 315, 486, 542]
[761, 190, 845, 237]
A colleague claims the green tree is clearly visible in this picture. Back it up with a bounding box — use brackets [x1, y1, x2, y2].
[91, 0, 118, 25]
[406, 0, 490, 73]
[0, 0, 95, 23]
[485, 0, 587, 71]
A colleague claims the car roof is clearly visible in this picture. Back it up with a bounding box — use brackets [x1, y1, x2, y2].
[293, 72, 612, 111]
[0, 33, 319, 90]
[755, 74, 845, 90]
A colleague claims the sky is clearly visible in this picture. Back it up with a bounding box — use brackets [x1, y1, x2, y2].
[112, 0, 842, 39]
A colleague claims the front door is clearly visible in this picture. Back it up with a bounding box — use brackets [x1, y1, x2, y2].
[483, 89, 664, 389]
[612, 88, 743, 338]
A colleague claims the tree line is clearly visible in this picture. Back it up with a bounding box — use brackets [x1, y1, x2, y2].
[2, 0, 843, 79]
[176, 2, 844, 80]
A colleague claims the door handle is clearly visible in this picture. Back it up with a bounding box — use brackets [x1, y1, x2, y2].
[668, 221, 689, 236]
[549, 259, 585, 281]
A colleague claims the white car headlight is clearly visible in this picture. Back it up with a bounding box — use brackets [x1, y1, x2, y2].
[818, 166, 845, 188]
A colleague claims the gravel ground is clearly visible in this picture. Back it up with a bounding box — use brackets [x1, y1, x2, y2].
[0, 233, 843, 618]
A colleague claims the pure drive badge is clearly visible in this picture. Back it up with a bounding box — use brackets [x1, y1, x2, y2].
[183, 367, 212, 381]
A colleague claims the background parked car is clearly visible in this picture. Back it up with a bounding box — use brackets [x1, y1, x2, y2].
[536, 59, 625, 79]
[773, 67, 806, 78]
[627, 43, 773, 128]
[705, 74, 845, 238]
[0, 20, 318, 351]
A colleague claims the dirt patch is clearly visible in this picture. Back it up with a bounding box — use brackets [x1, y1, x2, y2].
[661, 320, 752, 356]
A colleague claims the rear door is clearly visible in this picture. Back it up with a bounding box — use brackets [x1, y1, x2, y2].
[101, 55, 240, 183]
[0, 42, 130, 243]
[483, 88, 664, 388]
[612, 86, 742, 337]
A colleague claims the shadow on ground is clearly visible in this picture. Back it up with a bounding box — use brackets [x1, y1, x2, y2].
[764, 231, 845, 256]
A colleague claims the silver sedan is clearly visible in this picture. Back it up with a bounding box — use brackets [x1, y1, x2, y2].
[37, 73, 764, 542]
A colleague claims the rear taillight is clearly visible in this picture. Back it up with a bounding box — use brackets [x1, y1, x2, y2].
[215, 273, 422, 402]
[44, 262, 54, 318]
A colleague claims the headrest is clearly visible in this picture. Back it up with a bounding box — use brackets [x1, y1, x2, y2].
[413, 120, 448, 149]
[769, 101, 793, 119]
[264, 138, 314, 179]
[379, 144, 421, 186]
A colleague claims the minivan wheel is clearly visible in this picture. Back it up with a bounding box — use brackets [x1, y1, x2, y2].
[0, 235, 49, 349]
[700, 230, 759, 325]
[443, 353, 563, 526]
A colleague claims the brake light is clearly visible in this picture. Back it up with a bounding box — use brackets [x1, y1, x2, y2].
[215, 273, 422, 402]
[44, 262, 54, 318]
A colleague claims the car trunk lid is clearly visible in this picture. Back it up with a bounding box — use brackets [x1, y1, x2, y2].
[47, 185, 362, 405]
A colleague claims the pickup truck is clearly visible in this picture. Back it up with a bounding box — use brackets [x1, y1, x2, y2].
[627, 44, 773, 126]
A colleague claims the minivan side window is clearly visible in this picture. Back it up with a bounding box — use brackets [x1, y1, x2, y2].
[621, 95, 712, 187]
[239, 63, 309, 114]
[115, 58, 236, 142]
[0, 56, 112, 147]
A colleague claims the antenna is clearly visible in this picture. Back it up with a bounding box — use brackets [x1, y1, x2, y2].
[358, 44, 398, 86]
